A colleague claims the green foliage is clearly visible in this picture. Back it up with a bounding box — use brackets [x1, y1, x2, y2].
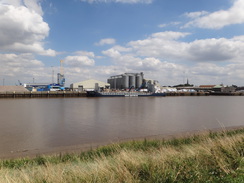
[0, 158, 30, 169]
[34, 156, 46, 166]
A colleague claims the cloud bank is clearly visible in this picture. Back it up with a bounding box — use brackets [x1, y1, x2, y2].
[0, 0, 55, 56]
[99, 30, 244, 85]
[95, 38, 116, 46]
[184, 0, 244, 29]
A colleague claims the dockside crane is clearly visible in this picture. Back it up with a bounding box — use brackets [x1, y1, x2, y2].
[18, 80, 22, 86]
[57, 60, 65, 87]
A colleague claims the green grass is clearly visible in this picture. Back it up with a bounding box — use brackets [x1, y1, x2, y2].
[0, 128, 243, 182]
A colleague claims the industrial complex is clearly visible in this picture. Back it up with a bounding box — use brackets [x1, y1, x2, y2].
[23, 60, 66, 92]
[107, 72, 144, 90]
[0, 60, 243, 96]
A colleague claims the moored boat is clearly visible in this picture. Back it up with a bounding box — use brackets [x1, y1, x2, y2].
[86, 91, 166, 97]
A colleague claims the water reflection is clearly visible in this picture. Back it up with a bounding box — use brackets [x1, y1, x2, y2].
[0, 96, 243, 156]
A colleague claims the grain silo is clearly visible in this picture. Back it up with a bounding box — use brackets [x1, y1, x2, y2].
[107, 72, 144, 90]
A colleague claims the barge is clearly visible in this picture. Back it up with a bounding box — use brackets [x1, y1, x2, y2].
[86, 91, 166, 97]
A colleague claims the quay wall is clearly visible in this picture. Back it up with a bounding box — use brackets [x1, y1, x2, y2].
[166, 92, 210, 96]
[166, 92, 244, 96]
[0, 91, 243, 98]
[0, 91, 86, 98]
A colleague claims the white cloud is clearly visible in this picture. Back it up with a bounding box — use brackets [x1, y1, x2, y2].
[95, 38, 116, 46]
[74, 51, 95, 58]
[80, 0, 153, 4]
[158, 22, 181, 28]
[0, 0, 21, 6]
[151, 31, 189, 40]
[188, 62, 244, 85]
[0, 53, 44, 68]
[68, 51, 110, 66]
[127, 31, 190, 60]
[158, 24, 167, 28]
[184, 0, 244, 29]
[187, 38, 244, 62]
[0, 1, 56, 56]
[23, 0, 43, 15]
[122, 31, 244, 63]
[0, 53, 51, 84]
[65, 55, 95, 67]
[1, 0, 43, 15]
[185, 11, 208, 19]
[99, 52, 188, 85]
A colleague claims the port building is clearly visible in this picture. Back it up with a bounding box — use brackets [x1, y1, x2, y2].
[107, 72, 144, 90]
[70, 79, 110, 91]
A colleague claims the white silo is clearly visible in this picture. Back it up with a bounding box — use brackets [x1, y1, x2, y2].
[122, 74, 129, 89]
[136, 74, 142, 88]
[129, 75, 136, 88]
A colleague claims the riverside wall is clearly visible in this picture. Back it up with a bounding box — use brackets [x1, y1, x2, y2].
[0, 91, 243, 98]
[0, 91, 86, 98]
[166, 92, 244, 96]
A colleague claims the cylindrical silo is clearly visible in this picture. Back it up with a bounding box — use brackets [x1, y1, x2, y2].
[117, 77, 122, 89]
[107, 78, 112, 88]
[122, 75, 129, 89]
[113, 78, 116, 89]
[136, 74, 142, 88]
[129, 75, 136, 88]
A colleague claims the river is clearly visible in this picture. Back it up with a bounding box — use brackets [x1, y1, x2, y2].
[0, 96, 243, 158]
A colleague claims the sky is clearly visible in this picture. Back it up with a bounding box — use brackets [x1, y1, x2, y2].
[1, 0, 244, 86]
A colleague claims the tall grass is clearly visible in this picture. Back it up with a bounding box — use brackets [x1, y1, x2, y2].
[0, 128, 243, 182]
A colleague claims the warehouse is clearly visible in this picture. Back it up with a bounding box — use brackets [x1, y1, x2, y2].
[70, 79, 110, 91]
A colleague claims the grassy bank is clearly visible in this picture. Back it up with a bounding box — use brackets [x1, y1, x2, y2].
[0, 128, 243, 182]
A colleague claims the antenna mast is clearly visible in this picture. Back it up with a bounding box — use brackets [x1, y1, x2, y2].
[51, 66, 54, 83]
[60, 60, 64, 75]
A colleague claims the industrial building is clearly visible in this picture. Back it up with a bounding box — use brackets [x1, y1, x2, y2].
[198, 85, 236, 93]
[70, 79, 110, 91]
[107, 72, 144, 90]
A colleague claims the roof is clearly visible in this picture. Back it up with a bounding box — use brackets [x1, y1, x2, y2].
[71, 79, 110, 88]
[199, 85, 216, 88]
[213, 85, 223, 88]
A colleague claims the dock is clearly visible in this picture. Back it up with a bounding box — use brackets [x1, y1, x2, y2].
[0, 91, 86, 98]
[166, 92, 244, 96]
[166, 92, 210, 96]
[0, 91, 243, 98]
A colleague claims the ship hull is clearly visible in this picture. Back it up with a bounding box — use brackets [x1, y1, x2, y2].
[86, 91, 166, 97]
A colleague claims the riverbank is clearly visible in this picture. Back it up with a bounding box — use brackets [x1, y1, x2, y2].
[0, 127, 243, 182]
[1, 126, 242, 160]
[0, 91, 86, 98]
[1, 90, 244, 98]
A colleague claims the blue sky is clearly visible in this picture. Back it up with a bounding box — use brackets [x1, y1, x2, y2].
[1, 0, 244, 86]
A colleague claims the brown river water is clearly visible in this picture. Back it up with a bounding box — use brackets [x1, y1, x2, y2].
[0, 96, 243, 158]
